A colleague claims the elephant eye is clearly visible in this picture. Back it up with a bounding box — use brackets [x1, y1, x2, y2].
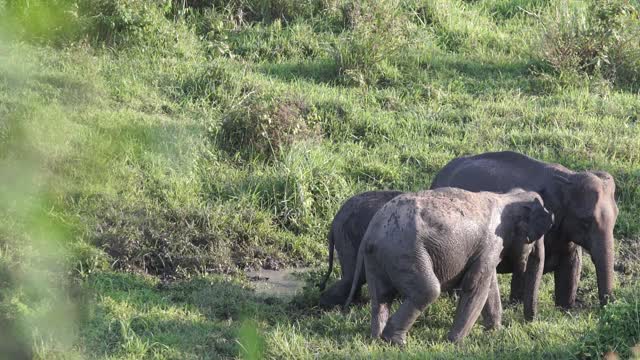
[579, 217, 594, 229]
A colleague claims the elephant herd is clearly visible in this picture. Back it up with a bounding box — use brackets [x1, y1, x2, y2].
[317, 151, 618, 345]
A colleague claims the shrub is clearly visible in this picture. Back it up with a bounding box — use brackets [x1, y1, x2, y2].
[541, 0, 640, 90]
[333, 0, 412, 86]
[216, 93, 321, 161]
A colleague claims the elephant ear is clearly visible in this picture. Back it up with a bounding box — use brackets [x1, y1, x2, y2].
[523, 198, 554, 244]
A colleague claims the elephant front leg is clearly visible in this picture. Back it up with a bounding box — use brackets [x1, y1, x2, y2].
[509, 270, 525, 303]
[554, 244, 582, 309]
[447, 261, 494, 343]
[524, 239, 544, 320]
[481, 271, 502, 330]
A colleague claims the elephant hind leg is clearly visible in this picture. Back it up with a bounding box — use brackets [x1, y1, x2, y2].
[366, 260, 396, 338]
[371, 300, 391, 339]
[382, 253, 441, 346]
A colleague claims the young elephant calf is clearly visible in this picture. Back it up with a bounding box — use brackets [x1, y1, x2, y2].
[345, 187, 553, 345]
[318, 190, 404, 308]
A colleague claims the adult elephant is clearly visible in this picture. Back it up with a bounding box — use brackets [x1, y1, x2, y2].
[430, 150, 618, 308]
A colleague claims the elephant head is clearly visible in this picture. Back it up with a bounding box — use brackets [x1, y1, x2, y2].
[504, 193, 554, 272]
[498, 191, 554, 321]
[553, 171, 618, 305]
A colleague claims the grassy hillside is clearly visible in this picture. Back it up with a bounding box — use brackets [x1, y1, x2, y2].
[1, 0, 640, 358]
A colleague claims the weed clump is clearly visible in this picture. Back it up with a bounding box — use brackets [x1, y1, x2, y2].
[333, 0, 412, 86]
[217, 94, 321, 160]
[178, 60, 239, 106]
[541, 0, 640, 90]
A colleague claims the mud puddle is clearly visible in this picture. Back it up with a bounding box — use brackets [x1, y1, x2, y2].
[246, 267, 312, 298]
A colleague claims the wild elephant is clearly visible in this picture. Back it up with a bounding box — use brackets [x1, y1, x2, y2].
[431, 150, 618, 307]
[344, 188, 553, 345]
[318, 190, 403, 308]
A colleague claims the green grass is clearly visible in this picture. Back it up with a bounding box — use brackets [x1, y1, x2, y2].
[1, 0, 640, 358]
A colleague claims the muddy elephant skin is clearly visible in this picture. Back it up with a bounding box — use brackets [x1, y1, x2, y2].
[345, 188, 553, 345]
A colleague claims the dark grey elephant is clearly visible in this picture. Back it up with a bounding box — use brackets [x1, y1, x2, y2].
[318, 190, 403, 308]
[345, 188, 553, 345]
[431, 151, 618, 307]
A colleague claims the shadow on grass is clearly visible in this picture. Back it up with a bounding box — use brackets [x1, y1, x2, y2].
[259, 59, 340, 86]
[419, 55, 548, 96]
[82, 270, 618, 359]
[82, 271, 330, 358]
[34, 74, 102, 106]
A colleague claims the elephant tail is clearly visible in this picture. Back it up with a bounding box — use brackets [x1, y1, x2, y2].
[343, 238, 365, 311]
[318, 229, 335, 291]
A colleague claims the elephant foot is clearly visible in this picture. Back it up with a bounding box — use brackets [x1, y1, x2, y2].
[554, 298, 576, 310]
[482, 321, 501, 331]
[318, 280, 356, 309]
[446, 332, 462, 344]
[600, 293, 615, 306]
[318, 296, 342, 309]
[381, 328, 407, 346]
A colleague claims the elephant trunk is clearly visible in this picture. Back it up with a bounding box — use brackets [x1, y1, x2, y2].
[590, 233, 615, 306]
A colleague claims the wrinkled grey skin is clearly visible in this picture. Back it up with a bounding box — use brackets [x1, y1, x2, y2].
[318, 191, 403, 308]
[431, 151, 618, 308]
[345, 188, 553, 345]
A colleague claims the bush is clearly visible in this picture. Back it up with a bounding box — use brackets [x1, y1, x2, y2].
[216, 93, 321, 161]
[333, 0, 412, 86]
[541, 0, 640, 90]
